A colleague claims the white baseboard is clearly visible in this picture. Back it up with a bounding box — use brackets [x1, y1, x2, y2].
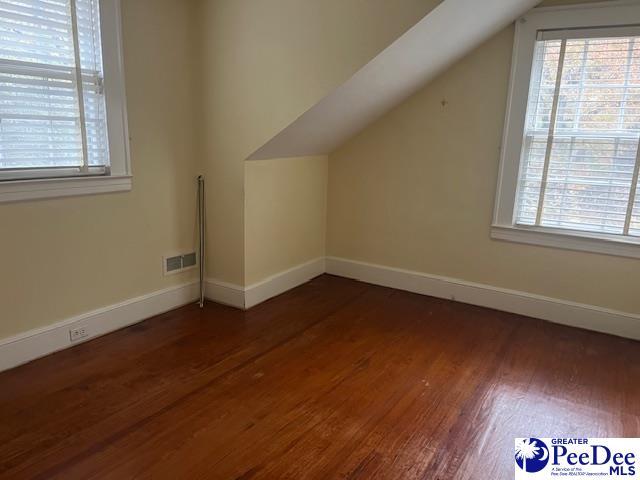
[204, 279, 245, 309]
[4, 255, 635, 373]
[0, 282, 199, 372]
[0, 258, 325, 373]
[205, 257, 326, 310]
[326, 257, 640, 341]
[244, 258, 325, 309]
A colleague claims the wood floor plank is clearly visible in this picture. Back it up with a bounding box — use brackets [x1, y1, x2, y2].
[0, 275, 638, 479]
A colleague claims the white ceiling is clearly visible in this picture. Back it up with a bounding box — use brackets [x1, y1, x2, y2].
[247, 0, 541, 161]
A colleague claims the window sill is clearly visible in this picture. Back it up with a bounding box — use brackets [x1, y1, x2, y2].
[0, 175, 132, 204]
[491, 224, 640, 259]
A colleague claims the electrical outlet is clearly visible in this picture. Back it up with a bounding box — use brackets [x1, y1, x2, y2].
[69, 326, 89, 342]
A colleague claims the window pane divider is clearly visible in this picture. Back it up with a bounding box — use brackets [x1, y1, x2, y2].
[624, 143, 640, 235]
[535, 38, 567, 226]
[68, 0, 89, 174]
[617, 38, 635, 131]
[622, 38, 640, 236]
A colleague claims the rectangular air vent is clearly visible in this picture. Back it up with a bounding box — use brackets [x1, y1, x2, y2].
[163, 252, 197, 275]
[165, 256, 183, 273]
[182, 252, 197, 268]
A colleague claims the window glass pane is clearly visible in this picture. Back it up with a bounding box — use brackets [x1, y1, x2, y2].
[516, 39, 562, 225]
[76, 0, 108, 167]
[630, 178, 640, 236]
[541, 137, 635, 234]
[0, 0, 108, 177]
[516, 34, 640, 237]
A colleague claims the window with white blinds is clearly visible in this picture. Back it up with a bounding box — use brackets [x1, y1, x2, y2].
[516, 30, 640, 238]
[0, 0, 109, 181]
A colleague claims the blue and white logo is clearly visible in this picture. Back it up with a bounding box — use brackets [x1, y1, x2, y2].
[515, 438, 550, 473]
[514, 438, 639, 479]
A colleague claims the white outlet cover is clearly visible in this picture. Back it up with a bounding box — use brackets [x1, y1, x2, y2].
[69, 327, 88, 342]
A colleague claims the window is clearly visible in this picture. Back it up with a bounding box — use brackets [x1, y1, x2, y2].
[494, 1, 640, 258]
[0, 0, 130, 202]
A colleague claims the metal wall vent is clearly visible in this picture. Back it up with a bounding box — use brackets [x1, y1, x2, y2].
[182, 253, 197, 268]
[166, 256, 183, 273]
[164, 253, 197, 275]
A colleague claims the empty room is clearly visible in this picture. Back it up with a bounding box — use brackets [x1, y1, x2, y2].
[1, 0, 639, 478]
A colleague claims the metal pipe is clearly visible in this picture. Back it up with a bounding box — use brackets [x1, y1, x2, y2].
[197, 175, 205, 308]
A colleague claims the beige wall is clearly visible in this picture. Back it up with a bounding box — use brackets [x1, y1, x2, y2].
[6, 0, 630, 344]
[327, 19, 640, 315]
[0, 0, 200, 339]
[197, 0, 440, 286]
[245, 156, 327, 285]
[0, 0, 439, 340]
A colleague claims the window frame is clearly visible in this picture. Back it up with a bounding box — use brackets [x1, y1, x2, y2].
[492, 0, 640, 259]
[0, 0, 131, 203]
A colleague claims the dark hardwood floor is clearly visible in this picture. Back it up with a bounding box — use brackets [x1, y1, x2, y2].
[0, 274, 638, 479]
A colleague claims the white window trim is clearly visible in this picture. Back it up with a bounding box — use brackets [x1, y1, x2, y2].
[0, 0, 131, 203]
[492, 0, 640, 258]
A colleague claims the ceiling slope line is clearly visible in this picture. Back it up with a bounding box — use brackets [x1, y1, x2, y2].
[247, 0, 541, 161]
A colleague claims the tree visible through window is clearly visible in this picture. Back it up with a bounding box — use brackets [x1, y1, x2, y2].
[516, 32, 640, 237]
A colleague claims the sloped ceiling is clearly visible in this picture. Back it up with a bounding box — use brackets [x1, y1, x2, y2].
[247, 0, 541, 161]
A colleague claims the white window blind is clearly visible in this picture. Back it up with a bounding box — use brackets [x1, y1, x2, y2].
[0, 0, 109, 181]
[516, 31, 640, 238]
